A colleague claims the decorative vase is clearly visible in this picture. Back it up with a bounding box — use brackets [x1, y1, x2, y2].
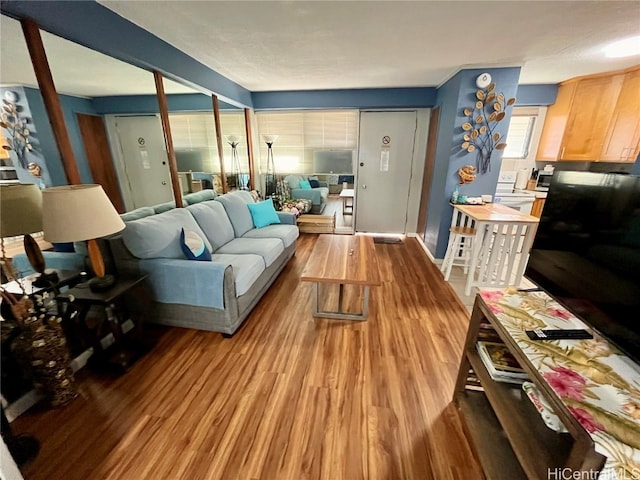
[6, 295, 77, 407]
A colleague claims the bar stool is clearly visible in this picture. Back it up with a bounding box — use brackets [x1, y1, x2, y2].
[441, 225, 477, 281]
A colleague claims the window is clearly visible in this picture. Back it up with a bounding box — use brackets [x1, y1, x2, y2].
[169, 111, 247, 173]
[502, 107, 547, 161]
[255, 110, 359, 174]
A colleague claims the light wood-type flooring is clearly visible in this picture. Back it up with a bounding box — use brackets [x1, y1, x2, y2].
[13, 234, 483, 480]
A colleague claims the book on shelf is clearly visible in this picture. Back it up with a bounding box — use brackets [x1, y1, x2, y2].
[476, 341, 529, 384]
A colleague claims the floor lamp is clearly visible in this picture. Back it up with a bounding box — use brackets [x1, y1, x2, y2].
[0, 184, 58, 286]
[225, 135, 244, 190]
[262, 134, 279, 197]
[41, 185, 125, 291]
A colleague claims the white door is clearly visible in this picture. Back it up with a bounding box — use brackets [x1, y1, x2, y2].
[114, 116, 173, 208]
[356, 111, 417, 233]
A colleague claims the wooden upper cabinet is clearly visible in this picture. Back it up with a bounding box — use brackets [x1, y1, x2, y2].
[601, 68, 640, 162]
[561, 75, 623, 160]
[536, 65, 639, 162]
[536, 81, 576, 161]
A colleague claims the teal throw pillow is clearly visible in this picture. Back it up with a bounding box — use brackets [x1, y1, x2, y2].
[247, 199, 281, 229]
[299, 179, 312, 190]
[180, 228, 212, 261]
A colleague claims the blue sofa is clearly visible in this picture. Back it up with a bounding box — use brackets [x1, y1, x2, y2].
[106, 190, 298, 335]
[283, 175, 329, 214]
[11, 190, 220, 278]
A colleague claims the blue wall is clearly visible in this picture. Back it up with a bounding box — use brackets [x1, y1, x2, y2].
[252, 87, 437, 110]
[424, 67, 522, 258]
[92, 93, 239, 115]
[515, 84, 557, 106]
[22, 88, 99, 185]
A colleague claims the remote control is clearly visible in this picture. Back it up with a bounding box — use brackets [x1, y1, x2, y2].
[525, 329, 593, 340]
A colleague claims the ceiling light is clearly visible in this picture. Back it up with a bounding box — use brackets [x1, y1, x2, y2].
[604, 36, 640, 58]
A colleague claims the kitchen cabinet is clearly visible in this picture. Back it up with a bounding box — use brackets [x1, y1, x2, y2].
[530, 197, 545, 218]
[601, 68, 640, 162]
[536, 66, 639, 162]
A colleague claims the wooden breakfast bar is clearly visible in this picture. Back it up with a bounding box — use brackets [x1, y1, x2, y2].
[301, 234, 380, 320]
[447, 203, 540, 295]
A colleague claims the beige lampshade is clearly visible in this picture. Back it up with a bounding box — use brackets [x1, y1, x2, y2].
[0, 183, 43, 237]
[42, 184, 125, 243]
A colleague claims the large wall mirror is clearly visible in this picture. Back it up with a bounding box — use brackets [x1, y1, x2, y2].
[0, 14, 248, 212]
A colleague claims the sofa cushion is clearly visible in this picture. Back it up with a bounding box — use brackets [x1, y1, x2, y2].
[309, 179, 320, 188]
[187, 201, 235, 251]
[247, 199, 281, 229]
[184, 189, 216, 205]
[120, 207, 156, 222]
[216, 237, 284, 267]
[299, 179, 312, 190]
[211, 254, 265, 296]
[284, 174, 304, 190]
[243, 224, 299, 248]
[153, 201, 177, 214]
[215, 191, 256, 238]
[180, 228, 212, 261]
[122, 208, 212, 259]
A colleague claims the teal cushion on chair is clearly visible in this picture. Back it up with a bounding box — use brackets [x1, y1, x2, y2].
[247, 199, 281, 229]
[299, 179, 312, 190]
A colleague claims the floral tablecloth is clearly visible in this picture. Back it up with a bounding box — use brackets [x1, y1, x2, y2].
[479, 288, 640, 478]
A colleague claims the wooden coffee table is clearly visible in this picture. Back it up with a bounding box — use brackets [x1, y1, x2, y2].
[301, 234, 380, 320]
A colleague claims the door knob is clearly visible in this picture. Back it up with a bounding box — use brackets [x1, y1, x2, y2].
[161, 181, 167, 185]
[361, 184, 367, 189]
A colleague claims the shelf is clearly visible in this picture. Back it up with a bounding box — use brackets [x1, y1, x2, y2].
[458, 390, 527, 480]
[467, 348, 574, 480]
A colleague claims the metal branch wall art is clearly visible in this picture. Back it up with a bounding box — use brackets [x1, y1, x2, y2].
[460, 83, 515, 174]
[0, 91, 33, 169]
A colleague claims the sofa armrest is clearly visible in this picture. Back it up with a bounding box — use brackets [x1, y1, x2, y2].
[277, 212, 297, 225]
[290, 188, 321, 205]
[139, 258, 231, 309]
[12, 252, 86, 278]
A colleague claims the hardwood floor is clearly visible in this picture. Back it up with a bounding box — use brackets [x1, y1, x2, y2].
[13, 235, 482, 480]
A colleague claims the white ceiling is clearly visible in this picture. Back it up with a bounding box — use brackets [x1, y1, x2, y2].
[1, 1, 639, 97]
[100, 0, 640, 91]
[0, 16, 195, 97]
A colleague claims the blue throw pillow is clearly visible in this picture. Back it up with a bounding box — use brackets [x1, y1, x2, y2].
[247, 198, 281, 229]
[180, 228, 212, 261]
[53, 242, 75, 253]
[309, 179, 320, 188]
[299, 179, 312, 190]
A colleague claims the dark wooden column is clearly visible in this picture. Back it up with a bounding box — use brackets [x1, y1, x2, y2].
[211, 95, 228, 193]
[244, 108, 256, 191]
[21, 19, 81, 185]
[153, 71, 183, 208]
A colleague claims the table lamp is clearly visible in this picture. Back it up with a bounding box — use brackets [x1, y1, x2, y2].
[42, 184, 125, 291]
[0, 183, 58, 286]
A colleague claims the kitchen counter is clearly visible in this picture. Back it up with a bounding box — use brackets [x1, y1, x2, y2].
[514, 188, 547, 199]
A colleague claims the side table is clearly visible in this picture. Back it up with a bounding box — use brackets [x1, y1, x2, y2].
[1, 269, 83, 296]
[56, 274, 151, 373]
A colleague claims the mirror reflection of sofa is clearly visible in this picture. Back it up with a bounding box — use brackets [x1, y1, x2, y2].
[284, 175, 329, 214]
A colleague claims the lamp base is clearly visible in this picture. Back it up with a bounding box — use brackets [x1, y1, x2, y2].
[32, 269, 60, 288]
[89, 274, 116, 292]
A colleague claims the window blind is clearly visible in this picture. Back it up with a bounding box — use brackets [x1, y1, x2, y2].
[256, 110, 358, 174]
[169, 111, 248, 173]
[503, 108, 540, 159]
